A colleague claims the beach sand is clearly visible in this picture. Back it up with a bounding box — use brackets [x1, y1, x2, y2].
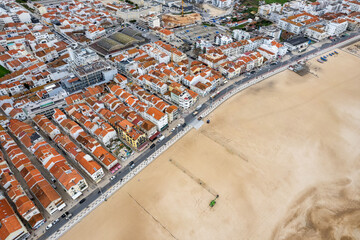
[61, 49, 360, 240]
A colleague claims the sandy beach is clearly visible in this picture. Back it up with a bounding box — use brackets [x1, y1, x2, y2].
[61, 48, 360, 240]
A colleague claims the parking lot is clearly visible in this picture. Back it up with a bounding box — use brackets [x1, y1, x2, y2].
[174, 24, 227, 45]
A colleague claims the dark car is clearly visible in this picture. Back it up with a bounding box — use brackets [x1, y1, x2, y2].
[62, 211, 72, 219]
[129, 161, 135, 169]
[182, 123, 187, 127]
[150, 144, 155, 149]
[79, 198, 86, 204]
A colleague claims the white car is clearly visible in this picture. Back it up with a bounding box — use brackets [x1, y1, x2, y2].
[171, 128, 175, 132]
[110, 176, 116, 181]
[46, 223, 53, 230]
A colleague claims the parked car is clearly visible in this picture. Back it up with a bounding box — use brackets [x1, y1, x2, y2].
[79, 198, 86, 204]
[110, 176, 116, 181]
[171, 128, 175, 132]
[51, 184, 57, 189]
[129, 161, 135, 169]
[150, 143, 156, 149]
[53, 218, 60, 224]
[46, 223, 53, 230]
[65, 213, 72, 220]
[157, 135, 165, 143]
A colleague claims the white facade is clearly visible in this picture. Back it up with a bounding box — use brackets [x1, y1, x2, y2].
[17, 11, 31, 23]
[305, 27, 328, 41]
[144, 107, 168, 131]
[233, 30, 251, 41]
[326, 19, 348, 36]
[278, 18, 302, 34]
[215, 34, 233, 46]
[212, 0, 232, 8]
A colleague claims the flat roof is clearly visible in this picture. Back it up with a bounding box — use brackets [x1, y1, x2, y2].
[73, 60, 111, 77]
[285, 36, 309, 46]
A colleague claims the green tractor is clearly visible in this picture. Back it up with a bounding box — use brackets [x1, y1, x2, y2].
[209, 195, 219, 208]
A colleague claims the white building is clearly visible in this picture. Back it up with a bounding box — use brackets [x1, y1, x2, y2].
[195, 39, 213, 50]
[305, 26, 328, 41]
[144, 107, 168, 131]
[348, 1, 360, 12]
[233, 30, 251, 41]
[0, 14, 13, 24]
[258, 3, 282, 17]
[325, 18, 348, 36]
[68, 45, 100, 66]
[170, 90, 194, 109]
[214, 34, 233, 46]
[148, 15, 160, 28]
[212, 0, 232, 8]
[15, 11, 31, 23]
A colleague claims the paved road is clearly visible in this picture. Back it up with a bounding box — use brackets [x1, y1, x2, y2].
[38, 31, 360, 240]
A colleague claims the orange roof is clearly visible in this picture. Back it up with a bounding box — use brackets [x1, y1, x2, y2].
[146, 107, 165, 121]
[159, 28, 174, 36]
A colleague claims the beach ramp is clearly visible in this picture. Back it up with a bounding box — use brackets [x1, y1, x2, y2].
[189, 119, 204, 130]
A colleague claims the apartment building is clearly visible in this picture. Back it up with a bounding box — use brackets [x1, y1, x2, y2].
[277, 12, 320, 34]
[63, 60, 117, 93]
[325, 18, 348, 36]
[144, 107, 168, 131]
[305, 25, 328, 41]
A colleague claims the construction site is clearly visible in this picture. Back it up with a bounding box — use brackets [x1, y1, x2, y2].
[162, 13, 202, 28]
